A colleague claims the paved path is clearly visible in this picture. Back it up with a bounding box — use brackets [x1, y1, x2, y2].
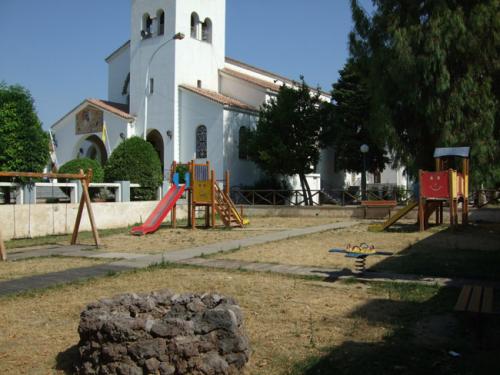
[0, 221, 356, 296]
[3, 219, 498, 296]
[179, 258, 500, 288]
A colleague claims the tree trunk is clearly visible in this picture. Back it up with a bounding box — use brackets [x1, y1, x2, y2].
[0, 227, 6, 261]
[299, 173, 311, 206]
[303, 174, 314, 206]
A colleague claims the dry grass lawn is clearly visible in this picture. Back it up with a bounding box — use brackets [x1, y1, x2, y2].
[0, 266, 390, 375]
[213, 222, 500, 278]
[0, 257, 108, 282]
[213, 221, 440, 270]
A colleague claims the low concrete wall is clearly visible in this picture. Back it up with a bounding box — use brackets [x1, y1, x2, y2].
[243, 205, 370, 219]
[2, 202, 498, 241]
[0, 200, 188, 240]
[242, 205, 500, 223]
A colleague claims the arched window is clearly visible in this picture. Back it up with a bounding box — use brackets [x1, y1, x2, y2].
[157, 10, 165, 35]
[196, 125, 207, 159]
[142, 13, 152, 39]
[238, 126, 249, 160]
[202, 18, 212, 43]
[191, 12, 200, 39]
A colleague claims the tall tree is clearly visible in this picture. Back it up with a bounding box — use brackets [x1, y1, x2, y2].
[350, 0, 500, 186]
[248, 79, 325, 205]
[327, 60, 389, 174]
[0, 83, 49, 173]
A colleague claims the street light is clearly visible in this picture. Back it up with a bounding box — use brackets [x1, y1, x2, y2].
[360, 144, 369, 201]
[143, 32, 185, 139]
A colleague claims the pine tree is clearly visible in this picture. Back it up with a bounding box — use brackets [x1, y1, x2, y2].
[248, 79, 325, 205]
[327, 60, 388, 174]
[350, 0, 500, 186]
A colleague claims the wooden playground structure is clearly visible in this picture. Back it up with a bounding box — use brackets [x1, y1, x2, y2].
[418, 147, 469, 231]
[377, 147, 470, 232]
[0, 170, 101, 261]
[170, 161, 246, 229]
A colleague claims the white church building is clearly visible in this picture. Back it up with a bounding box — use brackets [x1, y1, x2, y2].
[51, 0, 406, 193]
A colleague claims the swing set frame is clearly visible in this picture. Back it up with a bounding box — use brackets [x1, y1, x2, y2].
[0, 169, 101, 261]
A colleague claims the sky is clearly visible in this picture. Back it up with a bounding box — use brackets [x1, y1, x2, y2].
[0, 0, 374, 130]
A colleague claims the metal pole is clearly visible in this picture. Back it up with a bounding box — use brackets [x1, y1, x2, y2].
[362, 153, 367, 201]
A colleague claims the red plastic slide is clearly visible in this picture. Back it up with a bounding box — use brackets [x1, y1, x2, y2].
[130, 184, 186, 236]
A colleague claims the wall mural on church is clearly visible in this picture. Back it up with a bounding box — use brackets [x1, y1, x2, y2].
[76, 107, 104, 135]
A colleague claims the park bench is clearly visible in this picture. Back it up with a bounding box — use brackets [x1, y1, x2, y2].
[455, 285, 493, 314]
[454, 285, 494, 346]
[361, 200, 397, 219]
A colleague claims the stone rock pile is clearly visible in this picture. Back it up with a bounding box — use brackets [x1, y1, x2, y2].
[76, 290, 250, 374]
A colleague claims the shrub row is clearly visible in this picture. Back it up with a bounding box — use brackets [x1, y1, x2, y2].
[58, 137, 162, 201]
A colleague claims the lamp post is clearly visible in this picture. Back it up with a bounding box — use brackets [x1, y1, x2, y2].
[360, 144, 369, 201]
[143, 32, 185, 140]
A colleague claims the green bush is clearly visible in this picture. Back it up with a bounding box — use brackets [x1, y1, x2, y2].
[104, 137, 162, 200]
[175, 164, 189, 184]
[58, 158, 104, 182]
[58, 158, 104, 198]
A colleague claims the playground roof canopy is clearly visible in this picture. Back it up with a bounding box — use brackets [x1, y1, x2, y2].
[434, 147, 470, 159]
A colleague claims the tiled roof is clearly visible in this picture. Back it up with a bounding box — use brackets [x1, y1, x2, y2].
[225, 57, 331, 98]
[105, 40, 131, 62]
[220, 68, 282, 92]
[87, 99, 134, 120]
[225, 57, 293, 86]
[179, 85, 257, 112]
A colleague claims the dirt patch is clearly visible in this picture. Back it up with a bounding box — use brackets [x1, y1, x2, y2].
[0, 267, 388, 375]
[83, 217, 340, 254]
[0, 257, 108, 282]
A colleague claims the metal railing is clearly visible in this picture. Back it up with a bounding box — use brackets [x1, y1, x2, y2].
[230, 188, 415, 207]
[231, 187, 500, 207]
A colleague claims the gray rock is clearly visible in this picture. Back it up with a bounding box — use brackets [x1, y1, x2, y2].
[76, 290, 250, 374]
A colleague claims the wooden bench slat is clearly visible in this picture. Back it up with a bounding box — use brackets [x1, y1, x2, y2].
[482, 287, 494, 313]
[361, 200, 397, 207]
[455, 285, 472, 311]
[469, 286, 483, 313]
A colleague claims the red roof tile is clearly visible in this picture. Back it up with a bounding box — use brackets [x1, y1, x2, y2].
[179, 85, 257, 112]
[87, 99, 134, 120]
[220, 68, 282, 92]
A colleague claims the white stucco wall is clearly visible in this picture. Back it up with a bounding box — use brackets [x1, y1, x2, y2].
[129, 0, 177, 162]
[178, 89, 225, 179]
[107, 44, 131, 104]
[222, 109, 261, 187]
[219, 73, 267, 109]
[317, 147, 344, 189]
[51, 104, 130, 167]
[130, 0, 225, 165]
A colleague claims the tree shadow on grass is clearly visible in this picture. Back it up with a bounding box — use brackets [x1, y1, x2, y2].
[55, 344, 80, 374]
[294, 285, 500, 375]
[370, 223, 500, 280]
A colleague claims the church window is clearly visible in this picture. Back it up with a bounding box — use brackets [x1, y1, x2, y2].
[202, 18, 212, 43]
[196, 125, 207, 159]
[157, 10, 165, 35]
[142, 13, 153, 39]
[238, 127, 249, 160]
[191, 12, 200, 39]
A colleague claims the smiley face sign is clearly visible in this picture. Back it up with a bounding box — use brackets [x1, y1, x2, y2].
[421, 171, 450, 198]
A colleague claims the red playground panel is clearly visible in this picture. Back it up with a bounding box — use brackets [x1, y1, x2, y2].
[421, 171, 449, 199]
